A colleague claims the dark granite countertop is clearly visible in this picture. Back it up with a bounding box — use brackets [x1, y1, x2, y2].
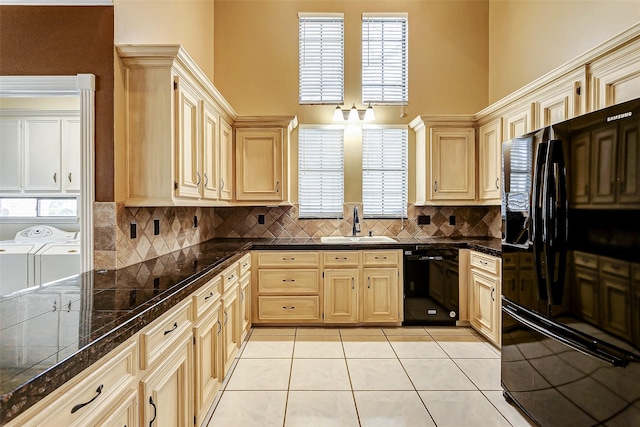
[0, 236, 499, 424]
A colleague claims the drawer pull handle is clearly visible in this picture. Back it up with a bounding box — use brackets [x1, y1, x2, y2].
[282, 306, 296, 310]
[282, 279, 295, 282]
[282, 257, 296, 261]
[204, 292, 214, 300]
[335, 257, 348, 260]
[163, 322, 178, 335]
[149, 396, 157, 427]
[479, 260, 488, 266]
[71, 384, 103, 413]
[374, 256, 387, 260]
[243, 263, 248, 268]
[228, 274, 235, 280]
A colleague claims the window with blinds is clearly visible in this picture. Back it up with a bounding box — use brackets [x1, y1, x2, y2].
[362, 13, 408, 104]
[299, 13, 344, 105]
[298, 127, 345, 218]
[362, 127, 408, 218]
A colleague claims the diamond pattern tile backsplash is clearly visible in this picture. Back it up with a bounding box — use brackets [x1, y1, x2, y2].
[94, 202, 500, 270]
[94, 202, 215, 269]
[213, 203, 501, 240]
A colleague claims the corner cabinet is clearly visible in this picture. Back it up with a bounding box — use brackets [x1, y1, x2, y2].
[233, 116, 297, 205]
[117, 44, 237, 207]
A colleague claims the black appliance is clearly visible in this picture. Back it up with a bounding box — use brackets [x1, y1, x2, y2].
[501, 98, 640, 426]
[403, 246, 459, 326]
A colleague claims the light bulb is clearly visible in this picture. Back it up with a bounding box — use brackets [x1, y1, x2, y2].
[333, 105, 344, 121]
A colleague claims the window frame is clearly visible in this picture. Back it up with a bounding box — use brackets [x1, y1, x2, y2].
[361, 12, 409, 105]
[298, 12, 345, 105]
[361, 125, 408, 219]
[297, 125, 346, 219]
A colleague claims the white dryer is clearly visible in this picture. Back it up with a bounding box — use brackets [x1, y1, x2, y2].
[0, 226, 77, 295]
[35, 240, 81, 285]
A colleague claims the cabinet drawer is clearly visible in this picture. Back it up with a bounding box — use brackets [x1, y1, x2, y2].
[30, 340, 137, 427]
[139, 299, 192, 369]
[258, 296, 321, 321]
[238, 253, 251, 277]
[362, 250, 400, 266]
[600, 257, 630, 278]
[257, 251, 320, 267]
[470, 251, 500, 275]
[574, 251, 598, 269]
[519, 253, 534, 267]
[222, 263, 239, 287]
[192, 275, 222, 320]
[258, 269, 320, 293]
[323, 251, 359, 267]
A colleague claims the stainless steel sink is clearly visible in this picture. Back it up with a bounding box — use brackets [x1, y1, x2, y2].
[320, 236, 397, 244]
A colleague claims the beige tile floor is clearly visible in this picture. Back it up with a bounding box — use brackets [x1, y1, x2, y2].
[204, 326, 535, 427]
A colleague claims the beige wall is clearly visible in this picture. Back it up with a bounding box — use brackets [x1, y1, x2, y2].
[214, 0, 489, 203]
[488, 0, 640, 103]
[113, 0, 215, 202]
[214, 0, 489, 118]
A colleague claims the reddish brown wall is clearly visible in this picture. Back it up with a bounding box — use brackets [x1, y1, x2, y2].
[0, 6, 114, 202]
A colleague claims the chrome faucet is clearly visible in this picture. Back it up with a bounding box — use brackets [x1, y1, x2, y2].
[352, 206, 361, 236]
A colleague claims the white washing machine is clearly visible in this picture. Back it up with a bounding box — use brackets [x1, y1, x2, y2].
[0, 226, 77, 295]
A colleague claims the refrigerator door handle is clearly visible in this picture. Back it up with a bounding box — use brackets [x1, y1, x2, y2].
[503, 304, 626, 367]
[543, 140, 568, 305]
[532, 142, 548, 301]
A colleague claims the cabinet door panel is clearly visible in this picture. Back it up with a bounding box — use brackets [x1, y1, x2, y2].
[235, 128, 284, 201]
[219, 119, 233, 201]
[175, 78, 201, 198]
[591, 125, 618, 204]
[478, 119, 502, 201]
[193, 305, 222, 426]
[470, 269, 500, 345]
[140, 335, 193, 427]
[63, 118, 81, 193]
[601, 274, 632, 341]
[324, 269, 358, 323]
[24, 118, 62, 191]
[0, 118, 22, 191]
[363, 267, 399, 323]
[430, 128, 475, 200]
[202, 103, 219, 200]
[573, 266, 599, 325]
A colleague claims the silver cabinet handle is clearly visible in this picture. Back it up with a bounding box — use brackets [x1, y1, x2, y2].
[374, 256, 387, 260]
[479, 260, 488, 266]
[282, 306, 296, 310]
[204, 173, 209, 187]
[53, 172, 57, 183]
[224, 310, 229, 325]
[282, 257, 295, 261]
[276, 181, 280, 193]
[220, 178, 225, 190]
[216, 320, 222, 334]
[68, 173, 72, 183]
[240, 290, 244, 302]
[204, 292, 214, 300]
[434, 180, 438, 192]
[196, 172, 201, 186]
[495, 177, 499, 189]
[282, 279, 295, 282]
[491, 288, 495, 302]
[352, 276, 355, 290]
[367, 277, 371, 289]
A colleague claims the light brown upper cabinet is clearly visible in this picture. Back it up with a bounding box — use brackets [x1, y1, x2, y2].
[233, 116, 297, 205]
[478, 118, 502, 202]
[590, 42, 640, 111]
[410, 116, 478, 205]
[118, 45, 237, 207]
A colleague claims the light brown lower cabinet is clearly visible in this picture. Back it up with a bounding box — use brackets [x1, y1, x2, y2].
[324, 268, 359, 323]
[362, 267, 401, 323]
[468, 251, 502, 347]
[140, 331, 193, 427]
[193, 301, 223, 426]
[222, 279, 240, 376]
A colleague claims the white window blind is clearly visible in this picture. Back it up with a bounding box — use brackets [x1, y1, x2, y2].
[298, 127, 344, 218]
[299, 13, 344, 104]
[362, 128, 408, 218]
[362, 13, 408, 104]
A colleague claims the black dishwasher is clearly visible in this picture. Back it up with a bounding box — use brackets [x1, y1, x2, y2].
[403, 246, 459, 326]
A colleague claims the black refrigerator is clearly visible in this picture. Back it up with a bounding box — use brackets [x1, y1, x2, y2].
[501, 98, 640, 426]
